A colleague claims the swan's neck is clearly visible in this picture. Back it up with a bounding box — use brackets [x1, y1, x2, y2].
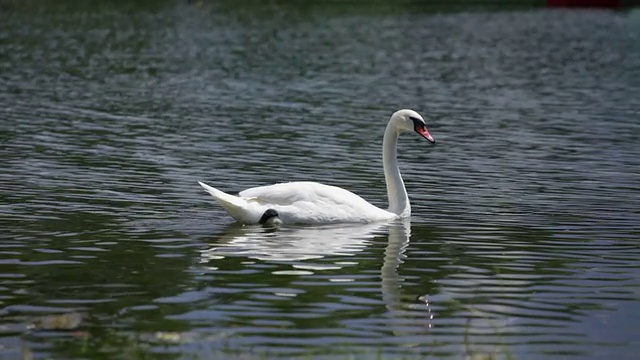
[383, 121, 410, 216]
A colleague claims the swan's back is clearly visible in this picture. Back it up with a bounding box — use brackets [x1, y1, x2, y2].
[239, 181, 394, 224]
[240, 182, 364, 205]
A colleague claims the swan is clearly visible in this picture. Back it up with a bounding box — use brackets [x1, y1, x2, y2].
[198, 109, 435, 225]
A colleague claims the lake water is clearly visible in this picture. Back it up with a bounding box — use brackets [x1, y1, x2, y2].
[1, 2, 639, 359]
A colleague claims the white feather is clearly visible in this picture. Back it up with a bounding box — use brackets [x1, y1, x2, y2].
[199, 181, 394, 225]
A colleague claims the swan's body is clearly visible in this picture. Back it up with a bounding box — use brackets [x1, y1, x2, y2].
[198, 181, 394, 224]
[199, 109, 435, 225]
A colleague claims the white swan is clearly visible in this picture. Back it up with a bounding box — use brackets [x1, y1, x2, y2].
[198, 109, 435, 225]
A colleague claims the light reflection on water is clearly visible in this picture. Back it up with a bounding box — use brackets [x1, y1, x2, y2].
[0, 2, 639, 359]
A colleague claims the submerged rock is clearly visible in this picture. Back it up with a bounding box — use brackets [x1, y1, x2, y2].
[29, 312, 84, 331]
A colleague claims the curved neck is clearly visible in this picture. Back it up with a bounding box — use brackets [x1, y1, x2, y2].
[382, 120, 410, 216]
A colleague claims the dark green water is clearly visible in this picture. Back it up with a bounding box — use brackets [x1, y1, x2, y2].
[1, 2, 640, 359]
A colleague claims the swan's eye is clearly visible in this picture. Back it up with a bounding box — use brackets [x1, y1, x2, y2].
[410, 116, 435, 143]
[409, 116, 425, 130]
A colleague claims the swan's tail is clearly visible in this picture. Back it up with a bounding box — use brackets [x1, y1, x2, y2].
[198, 181, 251, 222]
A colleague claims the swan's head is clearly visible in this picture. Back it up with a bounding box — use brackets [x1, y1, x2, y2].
[391, 109, 435, 144]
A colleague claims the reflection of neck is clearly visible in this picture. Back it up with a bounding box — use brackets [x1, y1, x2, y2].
[383, 120, 410, 216]
[381, 221, 411, 334]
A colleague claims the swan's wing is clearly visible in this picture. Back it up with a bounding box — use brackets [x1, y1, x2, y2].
[239, 182, 363, 206]
[239, 182, 309, 206]
[239, 182, 393, 224]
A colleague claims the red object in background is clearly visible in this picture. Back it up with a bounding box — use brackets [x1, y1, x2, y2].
[547, 0, 620, 7]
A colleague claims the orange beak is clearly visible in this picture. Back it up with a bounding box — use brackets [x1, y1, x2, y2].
[416, 125, 435, 144]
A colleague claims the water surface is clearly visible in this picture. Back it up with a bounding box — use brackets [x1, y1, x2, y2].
[1, 2, 639, 359]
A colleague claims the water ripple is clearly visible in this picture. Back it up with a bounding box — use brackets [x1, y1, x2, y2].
[1, 4, 639, 360]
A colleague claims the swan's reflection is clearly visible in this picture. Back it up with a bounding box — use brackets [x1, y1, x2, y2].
[199, 222, 391, 263]
[199, 220, 430, 340]
[380, 220, 435, 338]
[381, 220, 411, 312]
